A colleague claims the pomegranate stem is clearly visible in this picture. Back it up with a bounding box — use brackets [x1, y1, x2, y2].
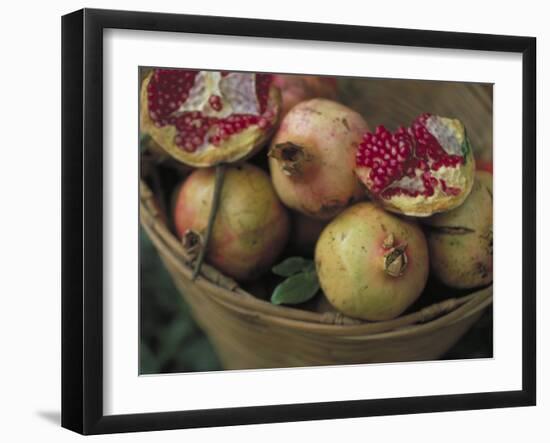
[269, 142, 309, 176]
[192, 164, 226, 280]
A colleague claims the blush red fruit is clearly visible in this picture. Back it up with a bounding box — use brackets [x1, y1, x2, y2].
[268, 98, 368, 220]
[173, 163, 290, 281]
[272, 74, 339, 117]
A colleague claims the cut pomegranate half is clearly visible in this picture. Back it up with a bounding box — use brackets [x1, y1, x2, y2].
[140, 69, 281, 167]
[355, 113, 475, 217]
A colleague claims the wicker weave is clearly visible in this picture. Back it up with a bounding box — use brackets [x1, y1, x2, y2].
[139, 78, 493, 370]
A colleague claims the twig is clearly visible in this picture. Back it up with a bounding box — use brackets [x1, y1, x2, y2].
[192, 164, 226, 280]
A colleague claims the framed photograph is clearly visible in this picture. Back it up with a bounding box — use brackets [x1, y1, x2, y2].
[62, 8, 536, 435]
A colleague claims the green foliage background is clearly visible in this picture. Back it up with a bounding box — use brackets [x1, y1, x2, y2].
[140, 229, 221, 374]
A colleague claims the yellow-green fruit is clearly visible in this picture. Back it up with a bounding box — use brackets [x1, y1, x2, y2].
[315, 202, 429, 321]
[424, 171, 493, 289]
[173, 163, 290, 281]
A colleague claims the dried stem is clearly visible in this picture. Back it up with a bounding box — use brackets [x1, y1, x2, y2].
[268, 142, 311, 177]
[192, 164, 226, 280]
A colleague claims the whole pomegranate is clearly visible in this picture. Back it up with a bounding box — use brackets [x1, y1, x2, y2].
[315, 202, 429, 321]
[173, 163, 290, 281]
[424, 171, 493, 289]
[272, 74, 338, 117]
[268, 98, 368, 220]
[355, 113, 476, 217]
[140, 69, 281, 167]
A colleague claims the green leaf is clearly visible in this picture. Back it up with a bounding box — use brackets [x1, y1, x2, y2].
[272, 257, 314, 277]
[461, 131, 472, 159]
[271, 270, 320, 305]
[303, 261, 316, 273]
[140, 132, 151, 153]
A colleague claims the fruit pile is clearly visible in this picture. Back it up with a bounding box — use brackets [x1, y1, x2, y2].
[140, 67, 493, 323]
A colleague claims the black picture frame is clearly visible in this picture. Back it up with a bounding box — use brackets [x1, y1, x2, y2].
[61, 8, 536, 435]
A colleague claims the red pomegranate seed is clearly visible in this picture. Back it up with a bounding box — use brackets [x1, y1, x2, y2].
[146, 69, 273, 151]
[356, 113, 468, 199]
[208, 95, 223, 111]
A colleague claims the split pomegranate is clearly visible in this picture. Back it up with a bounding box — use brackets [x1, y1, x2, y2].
[315, 202, 429, 321]
[355, 113, 476, 217]
[272, 74, 338, 117]
[269, 98, 368, 220]
[140, 69, 281, 167]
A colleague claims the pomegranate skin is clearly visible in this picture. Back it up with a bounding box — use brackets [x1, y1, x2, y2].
[424, 171, 493, 289]
[272, 75, 338, 117]
[315, 202, 429, 321]
[268, 98, 369, 220]
[476, 160, 493, 174]
[173, 163, 290, 281]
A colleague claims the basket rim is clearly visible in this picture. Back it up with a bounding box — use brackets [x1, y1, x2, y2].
[140, 179, 493, 337]
[201, 278, 491, 339]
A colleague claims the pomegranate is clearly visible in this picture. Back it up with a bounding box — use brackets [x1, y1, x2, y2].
[140, 69, 281, 167]
[477, 159, 493, 174]
[315, 202, 429, 321]
[424, 171, 493, 289]
[272, 74, 338, 117]
[268, 98, 368, 220]
[173, 163, 290, 281]
[355, 113, 476, 217]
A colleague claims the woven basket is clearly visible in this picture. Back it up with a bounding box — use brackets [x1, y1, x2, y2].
[140, 77, 493, 370]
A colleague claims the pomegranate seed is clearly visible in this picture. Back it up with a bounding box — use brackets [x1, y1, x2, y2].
[146, 69, 274, 152]
[208, 95, 223, 111]
[355, 113, 468, 201]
